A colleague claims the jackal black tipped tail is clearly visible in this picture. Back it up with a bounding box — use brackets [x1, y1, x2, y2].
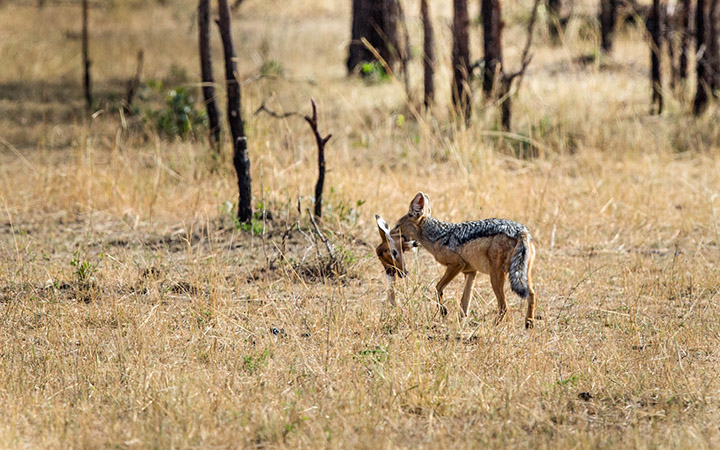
[509, 231, 531, 298]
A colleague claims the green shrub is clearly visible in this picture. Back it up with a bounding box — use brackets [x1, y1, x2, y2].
[147, 87, 207, 139]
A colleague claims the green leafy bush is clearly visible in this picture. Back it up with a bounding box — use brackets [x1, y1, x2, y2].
[147, 87, 207, 139]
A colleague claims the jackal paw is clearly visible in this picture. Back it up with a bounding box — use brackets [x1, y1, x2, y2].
[525, 318, 535, 329]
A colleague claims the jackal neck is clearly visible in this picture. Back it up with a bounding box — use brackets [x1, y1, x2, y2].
[420, 217, 454, 244]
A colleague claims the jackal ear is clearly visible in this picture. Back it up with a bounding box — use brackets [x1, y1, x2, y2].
[409, 192, 431, 217]
[376, 215, 392, 244]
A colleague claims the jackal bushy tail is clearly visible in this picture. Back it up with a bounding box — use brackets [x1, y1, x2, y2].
[509, 231, 531, 298]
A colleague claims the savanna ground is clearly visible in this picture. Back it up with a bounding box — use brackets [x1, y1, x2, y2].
[1, 0, 720, 447]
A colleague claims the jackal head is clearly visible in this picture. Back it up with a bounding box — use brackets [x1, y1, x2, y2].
[391, 192, 431, 241]
[375, 214, 416, 279]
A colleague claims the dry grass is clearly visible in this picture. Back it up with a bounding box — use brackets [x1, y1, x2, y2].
[1, 0, 720, 447]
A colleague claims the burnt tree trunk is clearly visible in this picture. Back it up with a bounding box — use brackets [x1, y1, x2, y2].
[347, 0, 403, 75]
[217, 0, 252, 222]
[498, 0, 540, 131]
[650, 0, 663, 114]
[397, 0, 411, 98]
[452, 0, 471, 119]
[709, 0, 720, 95]
[125, 50, 144, 112]
[82, 0, 91, 109]
[481, 0, 503, 97]
[600, 0, 619, 53]
[198, 0, 221, 147]
[679, 0, 692, 81]
[664, 2, 677, 89]
[421, 0, 435, 108]
[304, 100, 332, 218]
[695, 0, 711, 113]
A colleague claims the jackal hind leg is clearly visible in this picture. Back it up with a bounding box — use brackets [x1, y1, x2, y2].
[490, 268, 508, 325]
[459, 271, 477, 317]
[435, 263, 463, 317]
[525, 244, 537, 329]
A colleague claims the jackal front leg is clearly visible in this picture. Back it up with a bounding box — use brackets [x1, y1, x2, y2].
[435, 263, 463, 317]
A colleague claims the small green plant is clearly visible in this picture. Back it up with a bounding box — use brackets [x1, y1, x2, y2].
[260, 59, 284, 78]
[360, 61, 390, 82]
[70, 251, 100, 283]
[243, 349, 271, 374]
[238, 218, 264, 235]
[219, 201, 263, 233]
[147, 87, 207, 139]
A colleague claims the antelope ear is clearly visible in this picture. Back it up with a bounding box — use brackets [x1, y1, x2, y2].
[409, 192, 431, 217]
[376, 215, 392, 243]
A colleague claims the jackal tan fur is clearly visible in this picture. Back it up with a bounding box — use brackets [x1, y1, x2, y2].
[389, 192, 537, 328]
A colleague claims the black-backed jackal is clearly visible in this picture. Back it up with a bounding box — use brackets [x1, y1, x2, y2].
[377, 192, 537, 328]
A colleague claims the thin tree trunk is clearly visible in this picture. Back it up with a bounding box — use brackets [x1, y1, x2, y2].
[500, 78, 512, 131]
[679, 0, 692, 81]
[217, 0, 252, 222]
[421, 0, 435, 108]
[600, 0, 618, 53]
[664, 2, 677, 89]
[397, 0, 411, 99]
[303, 100, 332, 218]
[709, 0, 720, 95]
[498, 0, 540, 131]
[82, 0, 91, 109]
[481, 0, 503, 97]
[452, 0, 471, 120]
[198, 0, 221, 147]
[125, 50, 144, 112]
[650, 0, 663, 114]
[694, 0, 710, 114]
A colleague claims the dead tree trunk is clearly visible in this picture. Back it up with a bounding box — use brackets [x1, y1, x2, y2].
[600, 0, 619, 53]
[347, 0, 403, 75]
[305, 100, 332, 218]
[663, 2, 678, 89]
[710, 0, 720, 95]
[650, 0, 663, 114]
[397, 1, 411, 99]
[498, 0, 540, 131]
[421, 0, 435, 108]
[82, 0, 91, 109]
[125, 50, 144, 112]
[452, 0, 471, 119]
[679, 0, 692, 81]
[694, 0, 711, 114]
[254, 100, 332, 219]
[481, 0, 503, 97]
[217, 0, 252, 222]
[198, 0, 221, 147]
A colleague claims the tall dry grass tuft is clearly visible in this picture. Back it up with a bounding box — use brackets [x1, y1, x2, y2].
[1, 0, 720, 447]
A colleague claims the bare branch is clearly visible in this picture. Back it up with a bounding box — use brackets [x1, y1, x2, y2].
[255, 98, 332, 218]
[505, 0, 541, 90]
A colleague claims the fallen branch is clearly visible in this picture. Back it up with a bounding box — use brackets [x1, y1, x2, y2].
[307, 208, 335, 259]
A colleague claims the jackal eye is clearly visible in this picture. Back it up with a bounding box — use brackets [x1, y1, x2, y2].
[391, 249, 398, 259]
